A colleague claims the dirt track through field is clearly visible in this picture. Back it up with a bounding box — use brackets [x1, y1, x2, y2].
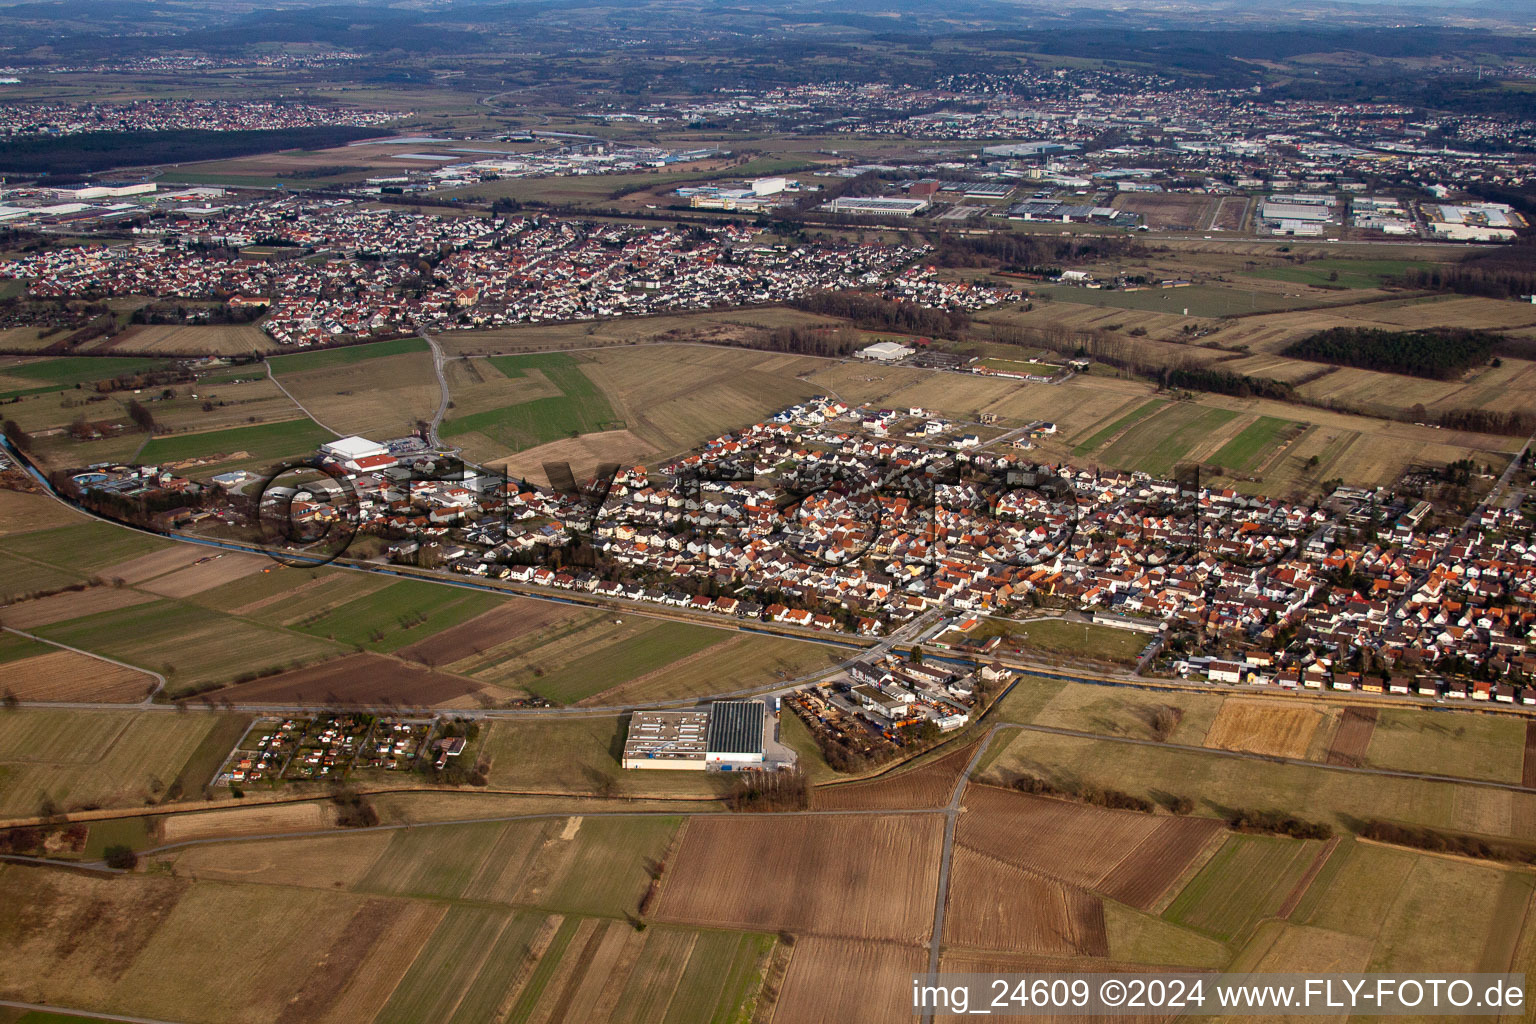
[1523, 722, 1536, 789]
[1277, 836, 1341, 919]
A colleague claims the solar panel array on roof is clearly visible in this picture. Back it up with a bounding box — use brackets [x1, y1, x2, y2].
[706, 700, 765, 755]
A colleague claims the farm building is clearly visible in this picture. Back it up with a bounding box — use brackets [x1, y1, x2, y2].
[622, 709, 709, 770]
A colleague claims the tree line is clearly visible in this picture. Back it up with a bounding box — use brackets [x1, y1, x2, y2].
[789, 290, 970, 339]
[1282, 327, 1500, 380]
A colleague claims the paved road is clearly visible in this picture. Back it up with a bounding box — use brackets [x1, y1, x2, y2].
[418, 327, 453, 448]
[923, 723, 1002, 1017]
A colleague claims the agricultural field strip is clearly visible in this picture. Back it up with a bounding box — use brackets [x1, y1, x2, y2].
[978, 720, 1536, 796]
[1, 624, 164, 695]
[0, 999, 190, 1024]
[82, 807, 954, 870]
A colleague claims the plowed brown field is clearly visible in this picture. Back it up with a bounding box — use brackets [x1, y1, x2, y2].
[812, 741, 977, 811]
[1, 650, 155, 702]
[206, 652, 487, 706]
[773, 938, 925, 1024]
[1326, 707, 1378, 766]
[654, 814, 943, 942]
[957, 786, 1223, 910]
[944, 846, 1108, 955]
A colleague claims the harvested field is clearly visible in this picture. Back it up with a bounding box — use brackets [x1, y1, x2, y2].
[0, 710, 227, 816]
[1525, 723, 1536, 790]
[0, 488, 85, 537]
[0, 865, 189, 1010]
[1203, 699, 1325, 758]
[773, 937, 925, 1024]
[110, 882, 362, 1024]
[0, 584, 157, 628]
[486, 428, 657, 487]
[584, 345, 823, 457]
[1327, 707, 1378, 766]
[274, 897, 410, 1024]
[171, 831, 393, 889]
[655, 814, 943, 942]
[99, 546, 211, 585]
[209, 652, 493, 706]
[956, 786, 1224, 911]
[0, 649, 155, 702]
[321, 902, 446, 1024]
[944, 846, 1108, 955]
[158, 799, 333, 843]
[138, 552, 268, 598]
[278, 350, 440, 440]
[1096, 818, 1228, 911]
[812, 741, 976, 810]
[109, 323, 276, 355]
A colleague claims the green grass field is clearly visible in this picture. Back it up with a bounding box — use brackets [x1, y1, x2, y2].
[479, 717, 724, 799]
[1245, 259, 1433, 291]
[1100, 403, 1239, 478]
[441, 914, 550, 1024]
[267, 336, 429, 375]
[359, 821, 506, 899]
[1363, 709, 1527, 785]
[523, 620, 726, 703]
[35, 599, 340, 692]
[965, 618, 1151, 666]
[979, 727, 1536, 839]
[291, 579, 503, 653]
[0, 520, 168, 573]
[1209, 416, 1299, 474]
[441, 352, 619, 453]
[1072, 399, 1166, 456]
[373, 904, 518, 1024]
[1023, 683, 1224, 745]
[0, 356, 172, 386]
[0, 632, 50, 663]
[138, 418, 333, 466]
[1163, 833, 1319, 942]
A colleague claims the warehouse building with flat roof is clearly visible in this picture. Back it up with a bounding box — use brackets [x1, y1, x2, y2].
[622, 701, 768, 770]
[621, 709, 709, 769]
[706, 700, 765, 769]
[822, 196, 930, 217]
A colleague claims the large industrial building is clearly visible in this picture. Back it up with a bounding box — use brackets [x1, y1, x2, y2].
[822, 196, 929, 217]
[621, 709, 709, 770]
[622, 700, 767, 770]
